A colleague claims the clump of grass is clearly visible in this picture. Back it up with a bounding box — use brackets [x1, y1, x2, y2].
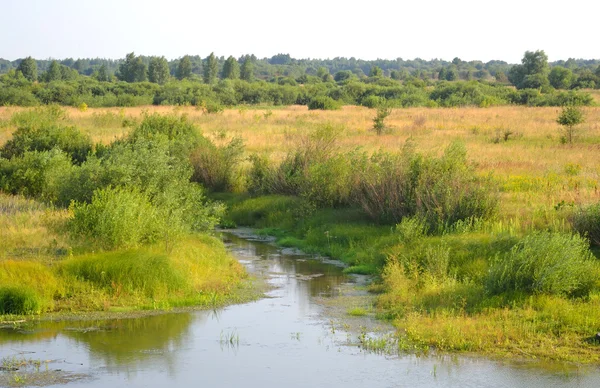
[486, 231, 598, 298]
[0, 286, 42, 315]
[347, 307, 368, 316]
[572, 203, 600, 247]
[60, 248, 187, 299]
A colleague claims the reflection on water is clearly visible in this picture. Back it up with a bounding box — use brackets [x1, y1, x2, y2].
[0, 230, 599, 387]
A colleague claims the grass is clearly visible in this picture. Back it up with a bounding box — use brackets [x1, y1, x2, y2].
[4, 104, 600, 363]
[0, 194, 253, 318]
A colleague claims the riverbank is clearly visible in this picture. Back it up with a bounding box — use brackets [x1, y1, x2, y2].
[221, 194, 600, 364]
[0, 194, 262, 322]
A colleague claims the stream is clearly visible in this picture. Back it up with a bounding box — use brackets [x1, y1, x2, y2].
[1, 229, 599, 387]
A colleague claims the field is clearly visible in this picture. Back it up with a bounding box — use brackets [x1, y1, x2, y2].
[3, 104, 600, 219]
[1, 104, 600, 363]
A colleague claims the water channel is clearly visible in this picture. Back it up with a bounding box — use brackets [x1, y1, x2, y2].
[1, 229, 599, 387]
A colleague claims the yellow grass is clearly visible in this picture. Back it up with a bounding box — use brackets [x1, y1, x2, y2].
[3, 104, 598, 222]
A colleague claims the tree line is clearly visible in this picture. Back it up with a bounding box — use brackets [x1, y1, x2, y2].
[3, 51, 600, 90]
[0, 51, 596, 109]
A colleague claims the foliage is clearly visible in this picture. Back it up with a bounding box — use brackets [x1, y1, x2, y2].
[308, 96, 341, 110]
[16, 57, 37, 82]
[222, 56, 240, 80]
[486, 232, 598, 297]
[557, 105, 585, 143]
[1, 124, 92, 164]
[176, 55, 192, 80]
[0, 286, 41, 315]
[572, 203, 600, 246]
[240, 57, 255, 82]
[354, 142, 498, 230]
[190, 137, 245, 191]
[117, 52, 147, 83]
[68, 187, 164, 249]
[204, 53, 218, 84]
[372, 105, 392, 135]
[148, 56, 170, 84]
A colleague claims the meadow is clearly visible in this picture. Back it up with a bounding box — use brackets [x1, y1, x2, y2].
[1, 104, 600, 363]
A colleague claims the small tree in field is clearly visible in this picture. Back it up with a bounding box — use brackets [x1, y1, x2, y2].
[557, 106, 585, 144]
[372, 105, 392, 135]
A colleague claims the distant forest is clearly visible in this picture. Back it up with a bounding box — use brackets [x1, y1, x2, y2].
[1, 51, 599, 108]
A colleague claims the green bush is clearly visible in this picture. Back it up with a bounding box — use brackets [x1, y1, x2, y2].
[486, 232, 598, 298]
[130, 113, 201, 159]
[572, 203, 600, 246]
[0, 149, 73, 201]
[1, 124, 92, 164]
[353, 142, 498, 230]
[308, 96, 341, 110]
[0, 286, 41, 315]
[190, 137, 244, 191]
[68, 187, 163, 249]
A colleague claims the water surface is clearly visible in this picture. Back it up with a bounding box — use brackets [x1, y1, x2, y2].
[1, 230, 599, 387]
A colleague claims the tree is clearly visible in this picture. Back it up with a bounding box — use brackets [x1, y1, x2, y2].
[495, 71, 508, 83]
[43, 60, 62, 82]
[548, 66, 573, 89]
[96, 64, 110, 82]
[269, 53, 291, 65]
[17, 57, 37, 82]
[221, 56, 240, 79]
[369, 66, 383, 77]
[557, 106, 585, 144]
[176, 55, 192, 80]
[509, 50, 549, 89]
[203, 52, 218, 84]
[240, 57, 254, 82]
[117, 52, 147, 83]
[372, 104, 392, 135]
[445, 65, 458, 81]
[334, 70, 354, 82]
[149, 56, 170, 84]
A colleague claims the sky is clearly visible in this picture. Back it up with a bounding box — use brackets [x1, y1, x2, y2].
[1, 0, 598, 63]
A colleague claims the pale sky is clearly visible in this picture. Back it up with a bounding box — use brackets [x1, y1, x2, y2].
[1, 0, 598, 63]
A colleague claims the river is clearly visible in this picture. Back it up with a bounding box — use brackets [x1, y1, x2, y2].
[0, 229, 599, 387]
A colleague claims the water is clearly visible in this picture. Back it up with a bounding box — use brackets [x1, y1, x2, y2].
[1, 230, 599, 387]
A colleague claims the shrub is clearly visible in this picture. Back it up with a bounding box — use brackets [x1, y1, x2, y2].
[0, 149, 73, 201]
[190, 137, 244, 191]
[486, 232, 598, 298]
[130, 113, 201, 159]
[0, 286, 41, 315]
[572, 203, 600, 246]
[372, 105, 392, 135]
[353, 141, 498, 230]
[308, 96, 341, 110]
[1, 124, 92, 164]
[68, 187, 163, 249]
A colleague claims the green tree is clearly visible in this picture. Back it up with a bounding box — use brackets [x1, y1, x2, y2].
[96, 64, 110, 82]
[548, 66, 573, 89]
[176, 55, 192, 80]
[203, 52, 218, 84]
[557, 106, 585, 144]
[372, 105, 392, 135]
[43, 60, 62, 82]
[17, 57, 37, 82]
[369, 66, 383, 77]
[148, 56, 170, 84]
[117, 52, 147, 83]
[240, 57, 254, 82]
[221, 56, 240, 79]
[509, 50, 549, 89]
[445, 65, 458, 81]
